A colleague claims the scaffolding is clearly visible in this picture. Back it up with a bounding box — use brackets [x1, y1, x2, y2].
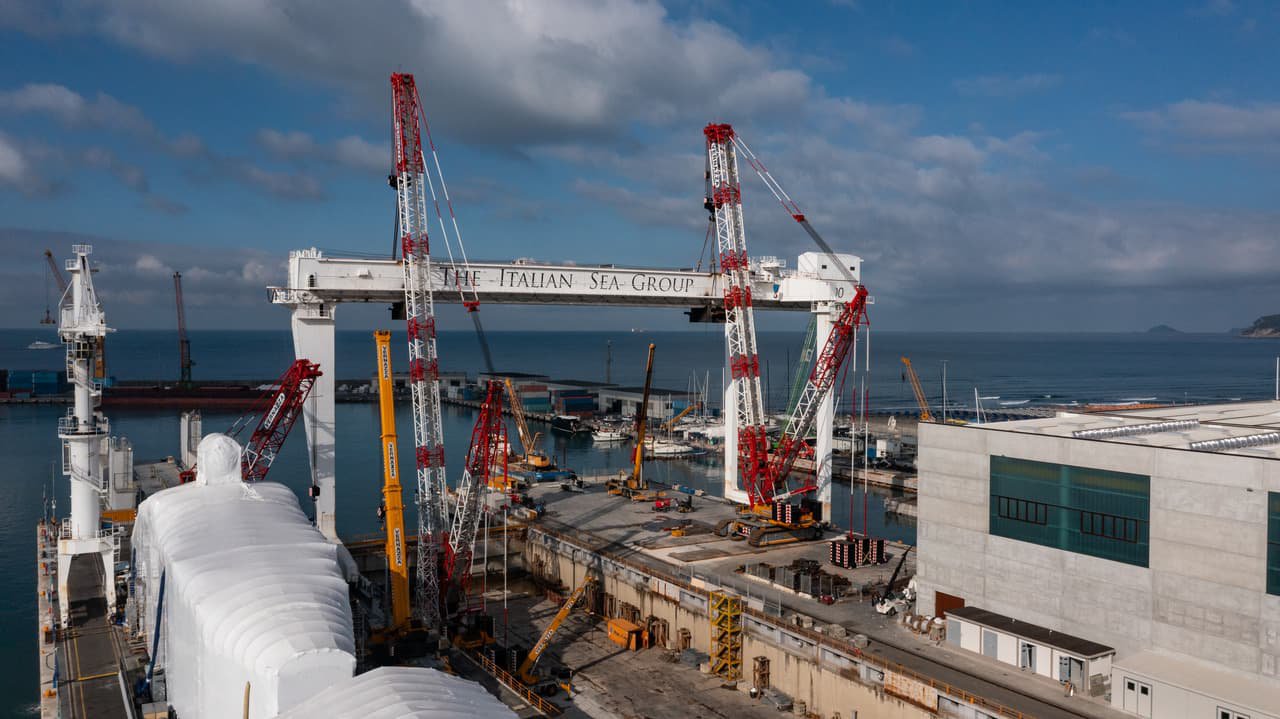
[709, 590, 743, 681]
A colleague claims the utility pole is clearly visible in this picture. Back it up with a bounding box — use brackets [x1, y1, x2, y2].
[941, 360, 949, 423]
[606, 340, 612, 384]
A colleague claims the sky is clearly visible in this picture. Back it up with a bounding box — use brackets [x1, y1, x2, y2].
[1, 0, 1278, 332]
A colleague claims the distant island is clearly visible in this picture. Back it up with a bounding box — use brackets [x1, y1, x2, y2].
[1241, 315, 1280, 338]
[1147, 324, 1181, 334]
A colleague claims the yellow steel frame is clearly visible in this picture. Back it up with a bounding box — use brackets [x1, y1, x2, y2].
[709, 590, 742, 681]
[900, 356, 934, 422]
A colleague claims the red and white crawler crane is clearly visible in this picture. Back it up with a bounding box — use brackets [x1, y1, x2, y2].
[705, 123, 871, 545]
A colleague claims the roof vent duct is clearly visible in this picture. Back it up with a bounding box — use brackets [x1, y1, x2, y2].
[1072, 419, 1200, 440]
[1189, 432, 1280, 452]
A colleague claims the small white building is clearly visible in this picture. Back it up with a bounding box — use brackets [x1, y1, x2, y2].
[916, 401, 1280, 718]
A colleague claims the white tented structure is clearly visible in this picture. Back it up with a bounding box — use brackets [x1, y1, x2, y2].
[277, 666, 518, 719]
[131, 433, 358, 718]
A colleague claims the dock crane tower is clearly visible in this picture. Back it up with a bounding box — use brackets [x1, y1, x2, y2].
[373, 330, 411, 632]
[392, 72, 448, 630]
[173, 272, 194, 387]
[444, 380, 506, 609]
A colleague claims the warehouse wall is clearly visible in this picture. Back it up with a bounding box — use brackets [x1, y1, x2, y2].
[916, 421, 1280, 684]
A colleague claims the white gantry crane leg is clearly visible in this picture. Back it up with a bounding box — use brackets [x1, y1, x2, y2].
[814, 303, 836, 522]
[290, 304, 337, 539]
[392, 72, 448, 630]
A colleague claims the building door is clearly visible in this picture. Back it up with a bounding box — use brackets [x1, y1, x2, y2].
[1058, 656, 1083, 691]
[935, 591, 965, 618]
[1019, 642, 1035, 672]
[1122, 677, 1152, 718]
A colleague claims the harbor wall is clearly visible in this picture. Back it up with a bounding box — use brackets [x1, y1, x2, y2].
[524, 528, 936, 718]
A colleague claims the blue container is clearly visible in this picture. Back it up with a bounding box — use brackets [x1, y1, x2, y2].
[8, 372, 34, 390]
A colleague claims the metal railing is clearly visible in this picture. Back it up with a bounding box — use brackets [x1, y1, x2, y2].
[473, 653, 562, 716]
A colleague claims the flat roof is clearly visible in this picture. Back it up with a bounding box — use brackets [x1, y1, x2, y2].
[980, 400, 1280, 459]
[949, 606, 1114, 658]
[603, 386, 696, 397]
[1115, 651, 1280, 716]
[548, 379, 617, 388]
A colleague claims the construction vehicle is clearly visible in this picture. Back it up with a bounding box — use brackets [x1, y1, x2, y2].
[373, 330, 411, 636]
[174, 272, 194, 387]
[606, 343, 663, 501]
[703, 123, 872, 547]
[900, 357, 933, 422]
[874, 546, 916, 616]
[517, 574, 597, 691]
[661, 402, 701, 431]
[504, 377, 553, 470]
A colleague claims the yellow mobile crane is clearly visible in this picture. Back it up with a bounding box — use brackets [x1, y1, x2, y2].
[374, 330, 412, 633]
[517, 574, 597, 689]
[900, 356, 934, 423]
[607, 343, 661, 501]
[662, 402, 701, 431]
[504, 377, 553, 470]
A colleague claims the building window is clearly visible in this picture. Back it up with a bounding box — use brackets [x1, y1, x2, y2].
[989, 456, 1150, 567]
[1219, 709, 1250, 719]
[1268, 492, 1280, 596]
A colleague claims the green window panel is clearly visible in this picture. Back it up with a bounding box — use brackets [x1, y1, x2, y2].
[1268, 492, 1280, 596]
[989, 456, 1150, 567]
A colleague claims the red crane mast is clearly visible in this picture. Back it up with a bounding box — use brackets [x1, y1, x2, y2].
[445, 380, 506, 599]
[241, 359, 323, 482]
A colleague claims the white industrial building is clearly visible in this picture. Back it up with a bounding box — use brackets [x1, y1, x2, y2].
[916, 401, 1280, 719]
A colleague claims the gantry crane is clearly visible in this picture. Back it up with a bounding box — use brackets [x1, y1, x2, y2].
[517, 574, 596, 687]
[392, 72, 448, 630]
[173, 272, 194, 387]
[504, 377, 552, 470]
[607, 343, 658, 500]
[373, 330, 411, 633]
[900, 357, 933, 422]
[240, 359, 323, 482]
[706, 124, 872, 545]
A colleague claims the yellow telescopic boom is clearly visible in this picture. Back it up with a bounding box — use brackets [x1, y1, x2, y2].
[375, 330, 411, 630]
[518, 574, 596, 684]
[900, 356, 934, 423]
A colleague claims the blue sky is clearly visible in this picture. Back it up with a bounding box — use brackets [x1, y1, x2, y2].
[1, 0, 1278, 332]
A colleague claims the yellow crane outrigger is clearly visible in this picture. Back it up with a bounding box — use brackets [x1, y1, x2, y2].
[504, 377, 553, 470]
[374, 330, 411, 633]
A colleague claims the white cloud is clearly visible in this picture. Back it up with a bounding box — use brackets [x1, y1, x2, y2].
[1124, 100, 1280, 152]
[257, 128, 315, 158]
[953, 73, 1062, 97]
[0, 132, 30, 186]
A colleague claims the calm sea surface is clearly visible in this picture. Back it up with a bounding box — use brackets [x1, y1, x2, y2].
[2, 327, 1278, 713]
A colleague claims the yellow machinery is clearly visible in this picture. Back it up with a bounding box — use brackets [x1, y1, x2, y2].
[517, 574, 597, 685]
[662, 402, 700, 431]
[374, 330, 412, 633]
[900, 356, 934, 422]
[607, 344, 661, 500]
[504, 377, 553, 470]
